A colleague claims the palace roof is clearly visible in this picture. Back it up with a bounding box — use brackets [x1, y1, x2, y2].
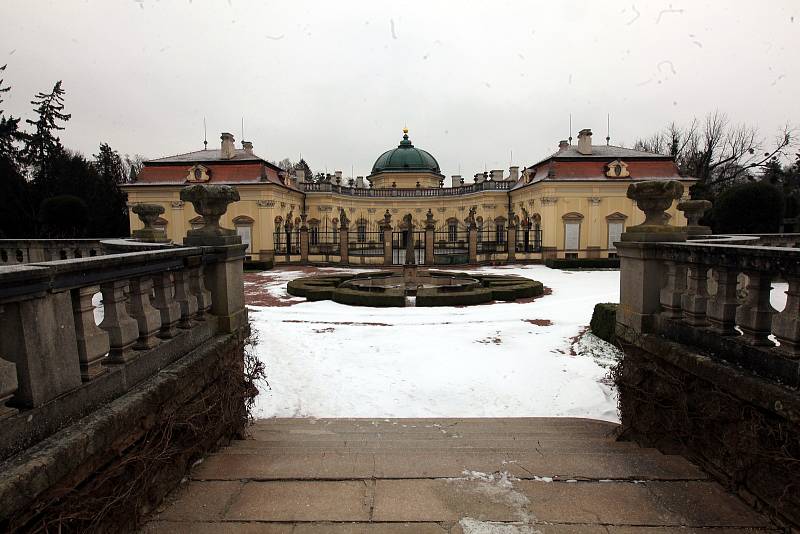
[370, 129, 442, 176]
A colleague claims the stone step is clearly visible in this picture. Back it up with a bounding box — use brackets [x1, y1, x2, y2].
[191, 449, 705, 481]
[252, 417, 619, 432]
[224, 437, 643, 454]
[152, 479, 771, 528]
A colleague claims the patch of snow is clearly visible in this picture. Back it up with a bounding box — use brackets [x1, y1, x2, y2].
[459, 518, 542, 534]
[531, 475, 553, 483]
[250, 265, 621, 421]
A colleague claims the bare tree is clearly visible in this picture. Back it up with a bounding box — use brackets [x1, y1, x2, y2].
[634, 111, 795, 194]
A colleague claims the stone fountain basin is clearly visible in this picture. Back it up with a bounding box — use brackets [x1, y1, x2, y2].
[340, 272, 481, 295]
[287, 270, 544, 307]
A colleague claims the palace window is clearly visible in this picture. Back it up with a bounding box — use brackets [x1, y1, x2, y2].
[310, 226, 319, 245]
[448, 222, 458, 242]
[496, 223, 505, 243]
[357, 223, 367, 243]
[606, 212, 627, 258]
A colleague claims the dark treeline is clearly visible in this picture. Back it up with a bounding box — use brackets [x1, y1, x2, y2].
[634, 111, 799, 234]
[0, 65, 143, 239]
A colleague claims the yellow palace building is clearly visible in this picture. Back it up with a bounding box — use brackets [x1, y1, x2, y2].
[123, 127, 692, 265]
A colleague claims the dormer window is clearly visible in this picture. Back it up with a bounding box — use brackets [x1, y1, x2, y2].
[605, 160, 630, 178]
[186, 164, 211, 182]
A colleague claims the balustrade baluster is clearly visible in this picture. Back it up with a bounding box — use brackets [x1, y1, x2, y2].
[189, 265, 212, 320]
[173, 269, 197, 329]
[99, 280, 139, 363]
[0, 305, 18, 419]
[681, 264, 710, 326]
[71, 285, 110, 380]
[128, 277, 162, 349]
[707, 267, 739, 335]
[773, 276, 800, 357]
[152, 272, 181, 338]
[735, 272, 775, 346]
[660, 260, 687, 318]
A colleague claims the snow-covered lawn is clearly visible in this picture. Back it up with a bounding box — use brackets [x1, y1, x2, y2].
[247, 265, 623, 422]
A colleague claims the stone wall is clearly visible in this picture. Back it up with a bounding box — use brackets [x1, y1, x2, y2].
[0, 330, 251, 533]
[615, 334, 799, 528]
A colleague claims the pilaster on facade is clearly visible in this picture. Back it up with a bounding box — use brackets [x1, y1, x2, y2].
[540, 196, 559, 206]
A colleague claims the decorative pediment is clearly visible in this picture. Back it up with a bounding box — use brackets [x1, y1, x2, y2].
[232, 215, 255, 225]
[605, 159, 630, 178]
[188, 215, 205, 225]
[153, 216, 168, 227]
[186, 164, 211, 183]
[605, 211, 628, 221]
[562, 212, 585, 221]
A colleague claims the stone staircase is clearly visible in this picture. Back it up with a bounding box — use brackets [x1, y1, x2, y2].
[143, 418, 778, 533]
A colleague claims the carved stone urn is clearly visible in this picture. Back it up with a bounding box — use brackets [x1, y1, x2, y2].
[622, 180, 687, 242]
[181, 184, 241, 245]
[131, 203, 169, 242]
[677, 199, 712, 236]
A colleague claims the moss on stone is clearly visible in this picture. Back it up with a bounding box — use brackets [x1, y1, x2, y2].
[590, 302, 618, 343]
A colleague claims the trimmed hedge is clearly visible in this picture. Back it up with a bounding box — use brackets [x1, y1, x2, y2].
[287, 270, 544, 307]
[590, 302, 618, 343]
[332, 287, 405, 307]
[545, 258, 620, 270]
[416, 287, 493, 307]
[244, 259, 273, 271]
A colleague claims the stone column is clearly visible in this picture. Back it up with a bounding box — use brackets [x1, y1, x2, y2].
[773, 276, 800, 356]
[128, 277, 162, 350]
[382, 210, 393, 266]
[299, 214, 309, 264]
[0, 305, 19, 419]
[707, 267, 740, 336]
[617, 181, 687, 337]
[468, 225, 478, 264]
[152, 272, 181, 339]
[735, 272, 775, 346]
[99, 280, 140, 364]
[180, 183, 247, 334]
[339, 209, 350, 265]
[71, 285, 110, 380]
[506, 220, 517, 262]
[424, 209, 435, 266]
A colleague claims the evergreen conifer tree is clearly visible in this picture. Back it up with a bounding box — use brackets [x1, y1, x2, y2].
[23, 80, 71, 178]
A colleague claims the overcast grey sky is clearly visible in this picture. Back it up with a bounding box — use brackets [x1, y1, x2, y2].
[1, 1, 797, 177]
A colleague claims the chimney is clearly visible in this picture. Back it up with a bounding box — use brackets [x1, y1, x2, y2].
[474, 172, 485, 184]
[220, 132, 236, 159]
[558, 139, 569, 152]
[294, 168, 304, 183]
[491, 169, 504, 181]
[242, 140, 253, 155]
[355, 176, 365, 188]
[577, 129, 592, 155]
[451, 175, 462, 187]
[509, 166, 519, 181]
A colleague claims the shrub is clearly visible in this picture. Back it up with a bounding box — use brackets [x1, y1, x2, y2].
[545, 258, 620, 270]
[416, 287, 493, 306]
[39, 195, 89, 238]
[590, 303, 618, 343]
[712, 181, 785, 234]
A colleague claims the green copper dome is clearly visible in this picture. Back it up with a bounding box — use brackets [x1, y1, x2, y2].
[370, 129, 441, 175]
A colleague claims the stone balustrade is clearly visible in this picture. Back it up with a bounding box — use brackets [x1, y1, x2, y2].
[0, 184, 247, 459]
[0, 239, 106, 264]
[618, 230, 800, 387]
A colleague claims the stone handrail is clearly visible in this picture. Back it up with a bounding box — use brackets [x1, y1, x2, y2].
[615, 181, 800, 388]
[0, 242, 247, 456]
[0, 239, 106, 264]
[303, 180, 511, 196]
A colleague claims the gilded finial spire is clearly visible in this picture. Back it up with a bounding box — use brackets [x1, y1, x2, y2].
[403, 127, 409, 134]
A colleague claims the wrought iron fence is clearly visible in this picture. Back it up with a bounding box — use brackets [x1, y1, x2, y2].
[309, 230, 340, 256]
[433, 228, 469, 264]
[477, 225, 507, 254]
[348, 230, 384, 257]
[273, 228, 301, 255]
[392, 230, 425, 265]
[516, 227, 543, 253]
